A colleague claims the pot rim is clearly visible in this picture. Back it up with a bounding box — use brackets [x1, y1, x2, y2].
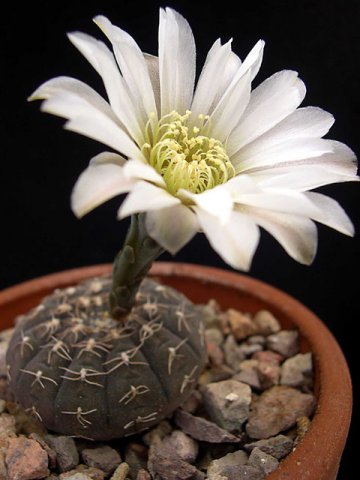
[0, 262, 352, 480]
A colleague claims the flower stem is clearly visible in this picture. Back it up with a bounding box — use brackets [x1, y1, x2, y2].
[109, 213, 164, 320]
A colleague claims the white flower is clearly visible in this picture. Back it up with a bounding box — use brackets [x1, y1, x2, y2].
[30, 8, 358, 270]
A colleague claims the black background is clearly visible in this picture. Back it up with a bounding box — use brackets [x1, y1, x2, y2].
[1, 0, 359, 477]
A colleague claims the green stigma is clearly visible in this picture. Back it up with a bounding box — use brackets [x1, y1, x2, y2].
[141, 111, 235, 195]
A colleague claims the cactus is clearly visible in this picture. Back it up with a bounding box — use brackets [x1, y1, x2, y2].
[6, 214, 207, 440]
[6, 275, 207, 440]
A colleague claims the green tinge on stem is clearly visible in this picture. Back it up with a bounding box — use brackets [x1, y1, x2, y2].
[110, 213, 164, 320]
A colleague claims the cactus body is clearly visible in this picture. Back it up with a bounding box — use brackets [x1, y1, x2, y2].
[6, 275, 207, 440]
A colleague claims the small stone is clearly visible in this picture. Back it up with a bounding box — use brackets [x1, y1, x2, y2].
[46, 435, 79, 472]
[136, 469, 151, 480]
[252, 350, 283, 365]
[148, 443, 202, 480]
[58, 474, 91, 480]
[201, 380, 251, 432]
[247, 335, 266, 346]
[215, 464, 264, 480]
[205, 328, 224, 346]
[199, 300, 222, 330]
[109, 462, 130, 480]
[248, 447, 279, 475]
[174, 410, 241, 443]
[29, 433, 57, 469]
[0, 413, 16, 438]
[60, 466, 105, 480]
[81, 446, 121, 476]
[223, 335, 246, 370]
[124, 442, 148, 477]
[237, 343, 263, 358]
[166, 430, 199, 463]
[253, 310, 281, 336]
[266, 330, 299, 357]
[246, 386, 316, 439]
[244, 434, 294, 459]
[207, 450, 248, 479]
[142, 420, 173, 447]
[233, 369, 261, 390]
[0, 450, 7, 480]
[199, 365, 234, 385]
[256, 362, 280, 390]
[226, 309, 259, 341]
[5, 436, 50, 480]
[281, 353, 313, 388]
[0, 399, 6, 414]
[206, 342, 225, 366]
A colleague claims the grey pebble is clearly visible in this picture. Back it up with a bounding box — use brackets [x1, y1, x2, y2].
[244, 434, 294, 459]
[266, 330, 299, 357]
[248, 447, 279, 475]
[174, 410, 241, 443]
[253, 310, 281, 336]
[46, 435, 79, 472]
[205, 328, 224, 346]
[207, 450, 248, 479]
[166, 430, 199, 463]
[148, 443, 203, 480]
[281, 353, 313, 388]
[201, 380, 251, 432]
[246, 386, 315, 439]
[81, 446, 121, 476]
[223, 335, 246, 370]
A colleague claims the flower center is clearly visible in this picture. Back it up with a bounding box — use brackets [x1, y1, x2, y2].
[142, 111, 235, 195]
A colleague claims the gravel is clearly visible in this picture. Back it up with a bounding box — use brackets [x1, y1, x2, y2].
[0, 301, 315, 480]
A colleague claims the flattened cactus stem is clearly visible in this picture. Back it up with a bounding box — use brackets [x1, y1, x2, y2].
[110, 213, 164, 320]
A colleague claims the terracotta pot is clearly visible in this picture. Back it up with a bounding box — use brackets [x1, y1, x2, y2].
[0, 262, 352, 480]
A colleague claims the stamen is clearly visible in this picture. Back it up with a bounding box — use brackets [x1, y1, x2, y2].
[142, 111, 234, 195]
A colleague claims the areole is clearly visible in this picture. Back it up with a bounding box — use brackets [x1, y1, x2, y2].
[0, 262, 352, 480]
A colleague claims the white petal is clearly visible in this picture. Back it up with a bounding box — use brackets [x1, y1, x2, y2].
[305, 192, 355, 236]
[212, 50, 242, 109]
[232, 106, 334, 168]
[232, 138, 334, 173]
[30, 76, 115, 115]
[67, 31, 145, 143]
[236, 39, 265, 82]
[240, 140, 358, 188]
[191, 39, 233, 119]
[71, 157, 133, 218]
[179, 185, 234, 224]
[234, 188, 322, 217]
[145, 205, 199, 254]
[31, 76, 143, 160]
[159, 8, 196, 115]
[209, 69, 251, 142]
[90, 151, 126, 166]
[144, 53, 160, 115]
[123, 159, 166, 187]
[249, 164, 359, 192]
[242, 206, 318, 264]
[118, 181, 180, 219]
[94, 15, 157, 118]
[228, 70, 306, 156]
[196, 208, 260, 270]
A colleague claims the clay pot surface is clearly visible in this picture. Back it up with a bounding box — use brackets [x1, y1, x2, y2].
[0, 262, 352, 480]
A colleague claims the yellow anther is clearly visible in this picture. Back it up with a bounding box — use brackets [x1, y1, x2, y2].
[142, 111, 234, 195]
